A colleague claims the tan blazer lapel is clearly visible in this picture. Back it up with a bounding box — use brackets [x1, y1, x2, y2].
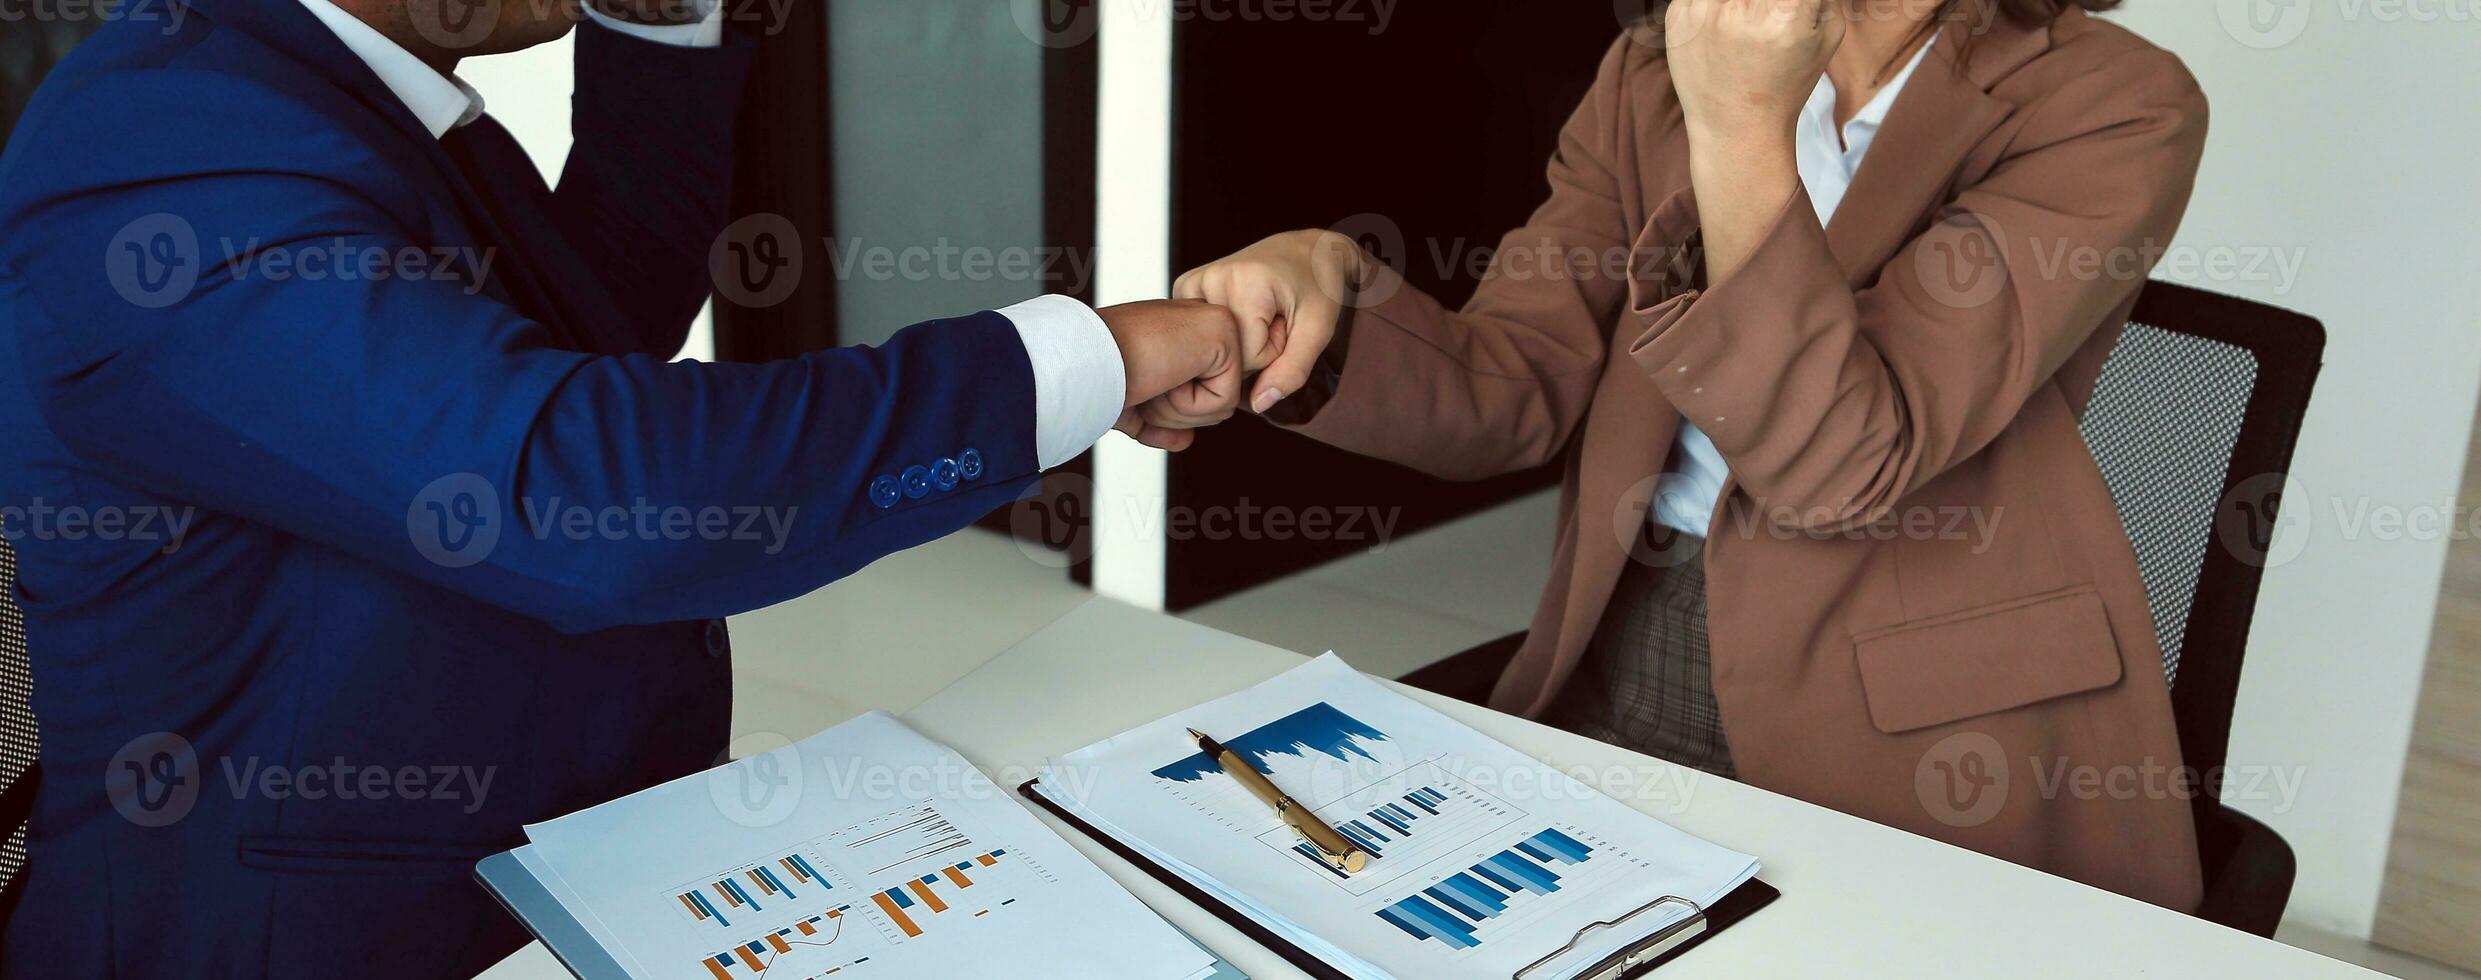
[1824, 12, 2047, 284]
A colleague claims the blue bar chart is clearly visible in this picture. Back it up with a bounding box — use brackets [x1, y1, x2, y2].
[1252, 764, 1521, 895]
[1373, 828, 1599, 950]
[677, 852, 837, 929]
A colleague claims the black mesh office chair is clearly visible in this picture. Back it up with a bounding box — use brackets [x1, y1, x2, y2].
[0, 535, 35, 919]
[1406, 280, 2324, 937]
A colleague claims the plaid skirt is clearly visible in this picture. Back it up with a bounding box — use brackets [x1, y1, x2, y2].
[1542, 530, 1736, 778]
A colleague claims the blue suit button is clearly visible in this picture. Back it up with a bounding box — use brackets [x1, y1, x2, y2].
[704, 619, 730, 659]
[901, 465, 932, 499]
[958, 448, 984, 480]
[868, 475, 900, 509]
[930, 458, 961, 492]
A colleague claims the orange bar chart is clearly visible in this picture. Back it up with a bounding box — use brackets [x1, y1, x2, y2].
[904, 880, 949, 914]
[871, 889, 923, 938]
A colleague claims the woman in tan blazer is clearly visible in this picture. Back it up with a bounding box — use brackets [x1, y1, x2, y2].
[1168, 0, 2210, 910]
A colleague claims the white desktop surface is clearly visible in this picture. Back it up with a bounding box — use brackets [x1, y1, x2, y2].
[482, 597, 2368, 979]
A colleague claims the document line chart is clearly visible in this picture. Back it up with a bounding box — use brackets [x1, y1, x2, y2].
[698, 904, 860, 979]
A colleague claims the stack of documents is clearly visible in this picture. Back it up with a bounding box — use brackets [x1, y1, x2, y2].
[1034, 655, 1760, 980]
[514, 712, 1222, 979]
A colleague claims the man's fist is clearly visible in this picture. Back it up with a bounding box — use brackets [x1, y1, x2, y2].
[1100, 299, 1247, 452]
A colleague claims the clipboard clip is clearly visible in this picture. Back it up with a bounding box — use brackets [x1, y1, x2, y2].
[1512, 894, 1705, 980]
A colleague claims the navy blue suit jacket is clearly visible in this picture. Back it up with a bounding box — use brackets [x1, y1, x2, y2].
[0, 2, 1049, 975]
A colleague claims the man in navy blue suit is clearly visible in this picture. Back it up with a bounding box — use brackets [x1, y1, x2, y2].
[0, 0, 1251, 974]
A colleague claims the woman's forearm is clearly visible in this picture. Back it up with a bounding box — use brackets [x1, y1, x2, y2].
[1687, 123, 1802, 288]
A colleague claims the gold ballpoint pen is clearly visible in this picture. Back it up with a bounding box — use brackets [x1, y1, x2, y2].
[1188, 727, 1371, 874]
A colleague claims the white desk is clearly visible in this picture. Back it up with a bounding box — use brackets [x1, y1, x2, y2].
[484, 597, 2369, 979]
[899, 599, 2370, 979]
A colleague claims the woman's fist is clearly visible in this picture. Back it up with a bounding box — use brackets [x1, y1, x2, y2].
[1664, 0, 1845, 140]
[1173, 228, 1370, 415]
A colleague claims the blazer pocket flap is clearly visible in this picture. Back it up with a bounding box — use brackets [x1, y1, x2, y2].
[1853, 587, 2124, 734]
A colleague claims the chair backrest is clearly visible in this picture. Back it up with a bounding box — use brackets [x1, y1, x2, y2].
[0, 533, 33, 897]
[2075, 280, 2323, 783]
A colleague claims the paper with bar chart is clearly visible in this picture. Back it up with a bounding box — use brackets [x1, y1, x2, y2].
[1039, 654, 1759, 980]
[520, 712, 1219, 980]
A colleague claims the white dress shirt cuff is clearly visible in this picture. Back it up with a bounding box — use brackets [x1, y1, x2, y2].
[582, 0, 726, 47]
[999, 295, 1124, 471]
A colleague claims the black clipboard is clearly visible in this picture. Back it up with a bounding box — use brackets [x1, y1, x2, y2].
[1019, 779, 1779, 980]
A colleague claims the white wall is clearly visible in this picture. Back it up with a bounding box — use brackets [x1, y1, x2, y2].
[1089, 0, 1176, 610]
[461, 33, 716, 362]
[827, 1, 1050, 346]
[2105, 3, 2481, 939]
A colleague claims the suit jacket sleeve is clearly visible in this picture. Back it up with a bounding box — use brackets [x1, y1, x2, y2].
[1628, 48, 2209, 531]
[0, 70, 1038, 635]
[549, 18, 755, 358]
[1268, 36, 1645, 481]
